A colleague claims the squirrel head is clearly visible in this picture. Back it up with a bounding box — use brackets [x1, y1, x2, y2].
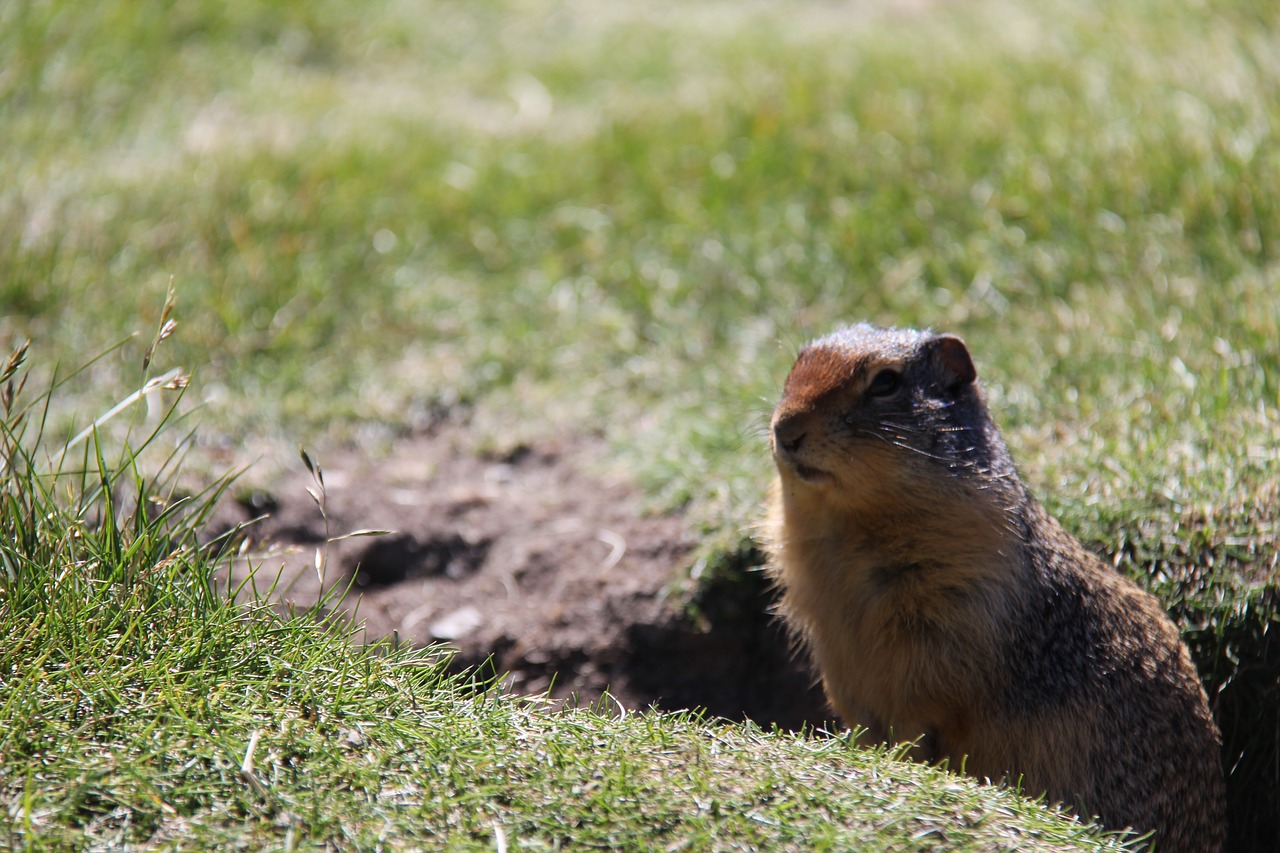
[770, 324, 1004, 507]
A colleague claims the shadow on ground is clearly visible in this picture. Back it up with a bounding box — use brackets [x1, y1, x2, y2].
[211, 426, 832, 731]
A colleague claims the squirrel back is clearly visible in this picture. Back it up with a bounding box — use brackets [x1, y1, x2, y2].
[763, 324, 1225, 852]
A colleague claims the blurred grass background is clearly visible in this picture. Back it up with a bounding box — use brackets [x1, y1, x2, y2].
[2, 0, 1277, 847]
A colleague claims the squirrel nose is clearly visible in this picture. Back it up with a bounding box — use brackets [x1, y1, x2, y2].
[773, 414, 807, 455]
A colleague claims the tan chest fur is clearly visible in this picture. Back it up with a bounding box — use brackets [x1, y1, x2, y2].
[765, 479, 1022, 761]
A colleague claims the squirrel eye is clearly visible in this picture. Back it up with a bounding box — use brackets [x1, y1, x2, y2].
[867, 368, 902, 398]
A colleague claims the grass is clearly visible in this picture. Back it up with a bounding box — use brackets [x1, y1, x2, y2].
[2, 0, 1277, 848]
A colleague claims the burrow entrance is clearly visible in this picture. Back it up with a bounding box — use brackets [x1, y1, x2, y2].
[212, 427, 832, 730]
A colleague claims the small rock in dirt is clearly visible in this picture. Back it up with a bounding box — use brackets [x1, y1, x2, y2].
[429, 606, 484, 640]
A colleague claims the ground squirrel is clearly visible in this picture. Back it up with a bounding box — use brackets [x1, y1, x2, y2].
[763, 324, 1225, 852]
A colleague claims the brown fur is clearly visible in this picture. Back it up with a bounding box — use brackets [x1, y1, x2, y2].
[764, 324, 1225, 852]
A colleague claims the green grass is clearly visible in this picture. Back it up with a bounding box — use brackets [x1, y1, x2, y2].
[2, 0, 1278, 848]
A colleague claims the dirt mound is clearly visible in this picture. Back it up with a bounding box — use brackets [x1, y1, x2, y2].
[212, 428, 831, 730]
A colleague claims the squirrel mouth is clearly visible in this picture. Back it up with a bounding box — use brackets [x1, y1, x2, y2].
[777, 456, 831, 483]
[793, 463, 831, 482]
[772, 442, 832, 484]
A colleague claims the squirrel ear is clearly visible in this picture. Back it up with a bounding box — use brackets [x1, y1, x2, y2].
[930, 334, 977, 390]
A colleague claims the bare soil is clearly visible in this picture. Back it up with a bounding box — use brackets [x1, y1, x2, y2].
[211, 426, 832, 730]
